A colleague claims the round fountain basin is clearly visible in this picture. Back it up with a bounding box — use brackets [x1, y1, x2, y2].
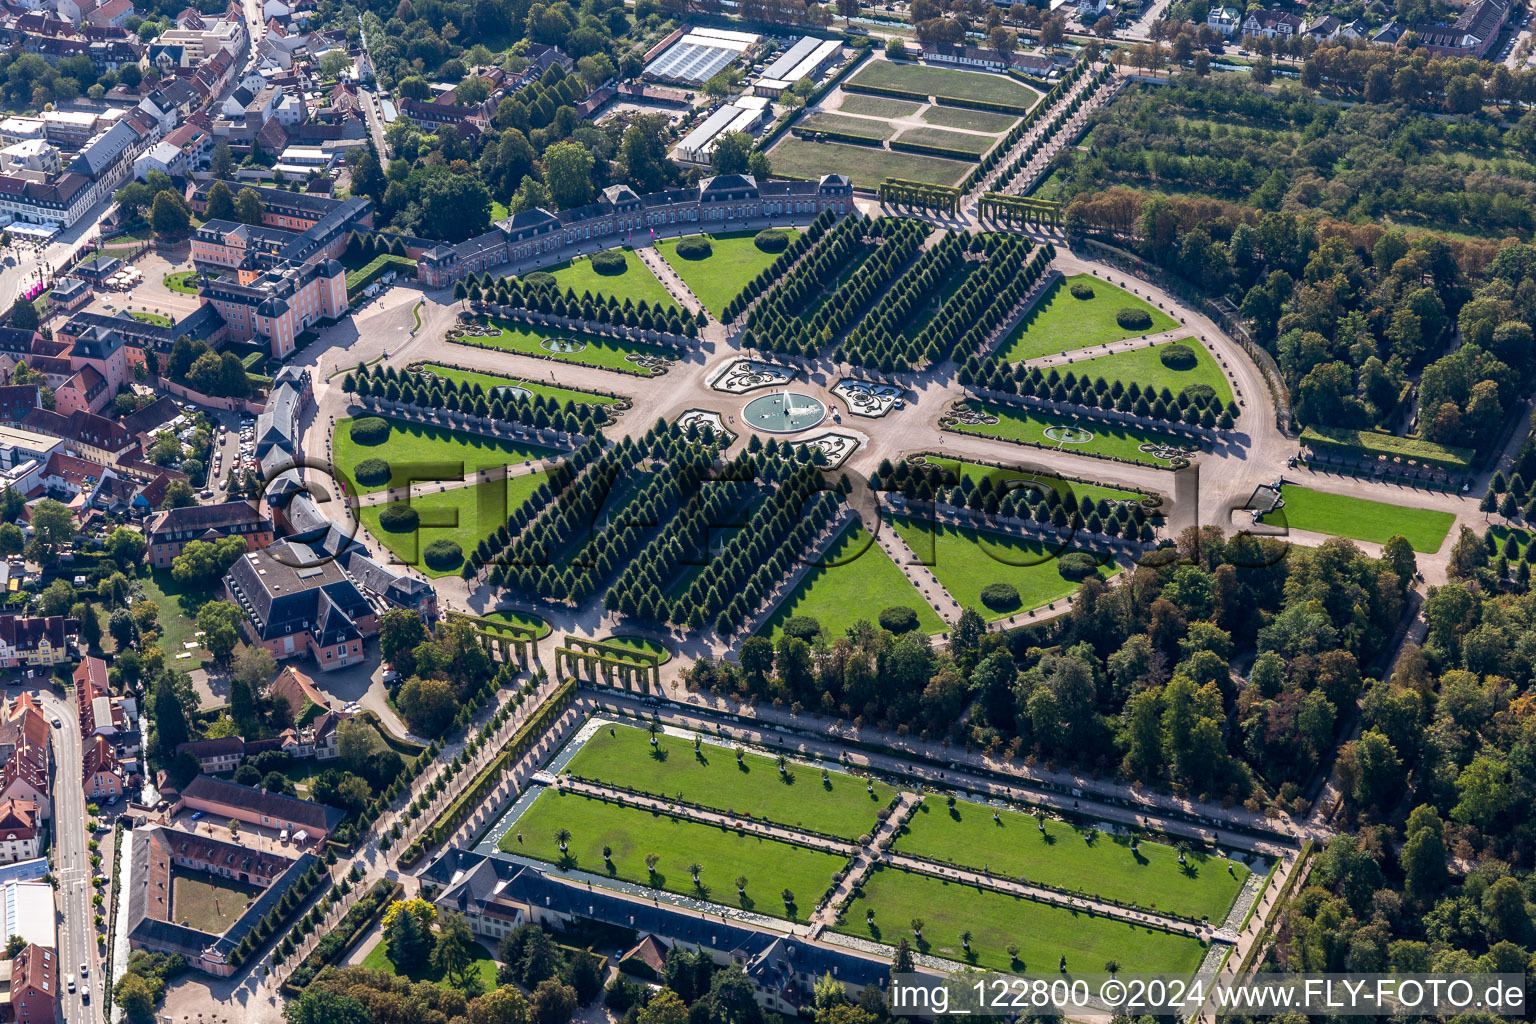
[743, 391, 827, 433]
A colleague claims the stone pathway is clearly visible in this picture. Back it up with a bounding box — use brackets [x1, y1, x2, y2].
[635, 244, 705, 319]
[814, 792, 920, 926]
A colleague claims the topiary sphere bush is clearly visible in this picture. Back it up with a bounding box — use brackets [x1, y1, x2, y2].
[1069, 282, 1095, 300]
[783, 615, 822, 641]
[590, 250, 627, 275]
[522, 271, 556, 290]
[878, 606, 919, 634]
[1180, 383, 1216, 408]
[377, 503, 419, 532]
[979, 582, 1020, 611]
[1057, 551, 1098, 581]
[1160, 343, 1198, 370]
[755, 228, 790, 253]
[354, 458, 391, 486]
[423, 539, 463, 571]
[1116, 307, 1154, 331]
[350, 417, 390, 445]
[676, 236, 712, 260]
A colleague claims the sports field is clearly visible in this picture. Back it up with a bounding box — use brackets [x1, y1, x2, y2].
[848, 60, 1039, 110]
[655, 230, 800, 319]
[1057, 339, 1234, 406]
[562, 723, 896, 839]
[410, 363, 620, 406]
[767, 137, 973, 189]
[544, 249, 676, 309]
[503, 788, 849, 918]
[889, 515, 1115, 621]
[947, 403, 1193, 468]
[895, 798, 1251, 921]
[333, 416, 555, 495]
[997, 275, 1180, 362]
[840, 866, 1208, 974]
[758, 521, 947, 641]
[360, 472, 550, 577]
[1264, 486, 1454, 553]
[453, 319, 675, 375]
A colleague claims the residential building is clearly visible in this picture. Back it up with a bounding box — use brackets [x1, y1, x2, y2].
[0, 615, 76, 670]
[173, 775, 345, 841]
[0, 800, 41, 864]
[174, 736, 247, 773]
[82, 734, 124, 799]
[1207, 6, 1242, 34]
[223, 541, 377, 670]
[1242, 7, 1303, 37]
[145, 500, 273, 568]
[9, 944, 56, 1024]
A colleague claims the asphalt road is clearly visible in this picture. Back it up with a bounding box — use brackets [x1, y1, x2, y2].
[40, 689, 98, 1022]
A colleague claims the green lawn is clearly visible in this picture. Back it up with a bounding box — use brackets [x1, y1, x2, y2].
[800, 112, 897, 141]
[767, 136, 973, 189]
[837, 93, 923, 118]
[758, 521, 947, 641]
[138, 569, 213, 669]
[890, 515, 1115, 622]
[840, 866, 1208, 975]
[894, 126, 995, 156]
[562, 723, 895, 839]
[410, 362, 620, 406]
[502, 789, 849, 919]
[596, 636, 673, 665]
[163, 270, 200, 294]
[171, 871, 262, 934]
[1056, 338, 1234, 406]
[482, 608, 552, 637]
[490, 200, 510, 221]
[452, 319, 675, 376]
[333, 415, 554, 495]
[130, 310, 174, 327]
[920, 104, 1019, 133]
[540, 249, 677, 310]
[948, 402, 1194, 468]
[918, 456, 1147, 506]
[997, 275, 1181, 362]
[655, 230, 801, 319]
[1262, 486, 1455, 553]
[895, 799, 1251, 921]
[360, 472, 550, 578]
[848, 60, 1039, 110]
[362, 934, 500, 991]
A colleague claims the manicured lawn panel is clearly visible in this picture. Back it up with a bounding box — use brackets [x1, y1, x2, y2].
[837, 93, 923, 118]
[848, 61, 1039, 109]
[452, 319, 675, 376]
[411, 362, 620, 406]
[919, 456, 1146, 506]
[597, 636, 672, 664]
[758, 522, 947, 641]
[1266, 486, 1454, 553]
[920, 104, 1019, 133]
[502, 789, 849, 919]
[562, 723, 896, 839]
[997, 274, 1181, 362]
[893, 126, 994, 156]
[800, 112, 897, 141]
[895, 798, 1251, 921]
[540, 249, 676, 310]
[1058, 338, 1234, 405]
[481, 609, 552, 638]
[333, 415, 555, 495]
[840, 866, 1208, 974]
[172, 871, 262, 934]
[767, 137, 973, 189]
[655, 230, 800, 319]
[362, 935, 500, 991]
[359, 473, 550, 578]
[948, 402, 1194, 468]
[889, 515, 1115, 622]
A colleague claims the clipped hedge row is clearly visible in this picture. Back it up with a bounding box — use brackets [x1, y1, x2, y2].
[278, 878, 399, 995]
[932, 92, 1032, 116]
[790, 125, 884, 147]
[844, 81, 928, 102]
[889, 137, 984, 160]
[346, 253, 415, 298]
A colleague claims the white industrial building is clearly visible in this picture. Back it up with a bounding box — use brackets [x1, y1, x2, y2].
[674, 96, 770, 164]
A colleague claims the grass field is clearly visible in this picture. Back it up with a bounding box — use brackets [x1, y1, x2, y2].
[768, 136, 973, 189]
[655, 230, 800, 319]
[997, 275, 1181, 362]
[889, 515, 1115, 622]
[542, 249, 676, 310]
[918, 456, 1147, 506]
[171, 871, 261, 935]
[837, 93, 923, 118]
[758, 521, 947, 641]
[138, 569, 213, 668]
[1263, 486, 1454, 553]
[1056, 338, 1234, 405]
[840, 866, 1208, 974]
[948, 402, 1193, 468]
[562, 723, 896, 839]
[503, 789, 849, 919]
[362, 934, 500, 991]
[800, 112, 897, 141]
[920, 104, 1019, 133]
[454, 319, 675, 375]
[333, 415, 554, 495]
[360, 472, 550, 577]
[848, 60, 1039, 110]
[894, 126, 994, 156]
[895, 798, 1251, 921]
[410, 362, 620, 406]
